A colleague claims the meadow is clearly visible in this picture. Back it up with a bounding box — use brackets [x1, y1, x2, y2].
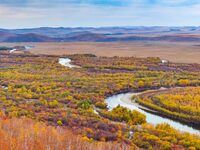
[1, 41, 200, 64]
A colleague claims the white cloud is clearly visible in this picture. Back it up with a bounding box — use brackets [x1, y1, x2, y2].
[1, 0, 200, 28]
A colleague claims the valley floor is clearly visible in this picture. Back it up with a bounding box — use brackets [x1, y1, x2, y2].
[1, 41, 200, 64]
[0, 52, 200, 149]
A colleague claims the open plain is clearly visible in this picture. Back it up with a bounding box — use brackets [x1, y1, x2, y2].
[1, 41, 200, 64]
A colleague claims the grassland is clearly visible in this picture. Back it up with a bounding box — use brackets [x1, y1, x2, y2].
[1, 41, 200, 64]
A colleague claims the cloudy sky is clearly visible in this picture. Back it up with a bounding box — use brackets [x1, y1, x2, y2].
[0, 0, 200, 28]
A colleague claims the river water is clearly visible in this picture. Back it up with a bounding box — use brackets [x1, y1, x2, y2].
[58, 58, 199, 135]
[106, 92, 200, 135]
[59, 58, 78, 68]
[9, 49, 17, 53]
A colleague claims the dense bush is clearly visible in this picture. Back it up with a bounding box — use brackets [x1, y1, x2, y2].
[137, 87, 200, 124]
[99, 105, 146, 125]
[0, 53, 200, 149]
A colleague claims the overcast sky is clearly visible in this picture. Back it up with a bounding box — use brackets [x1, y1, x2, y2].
[1, 0, 200, 28]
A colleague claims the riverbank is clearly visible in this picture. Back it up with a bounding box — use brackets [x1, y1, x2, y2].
[105, 89, 200, 135]
[125, 87, 200, 130]
[57, 57, 200, 133]
[136, 88, 200, 129]
[119, 93, 158, 113]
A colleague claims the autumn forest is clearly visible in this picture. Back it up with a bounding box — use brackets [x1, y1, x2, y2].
[0, 52, 200, 150]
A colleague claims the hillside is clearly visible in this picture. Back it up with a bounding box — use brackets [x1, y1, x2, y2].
[1, 27, 200, 42]
[4, 33, 57, 42]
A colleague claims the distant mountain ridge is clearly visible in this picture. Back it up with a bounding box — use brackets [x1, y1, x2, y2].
[1, 27, 200, 42]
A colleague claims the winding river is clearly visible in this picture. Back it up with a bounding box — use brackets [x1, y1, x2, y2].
[106, 92, 200, 135]
[59, 58, 200, 135]
[9, 45, 34, 53]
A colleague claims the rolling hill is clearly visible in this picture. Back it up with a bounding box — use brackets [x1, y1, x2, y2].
[1, 27, 200, 42]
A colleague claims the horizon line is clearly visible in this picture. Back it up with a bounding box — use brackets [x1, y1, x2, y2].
[1, 26, 200, 30]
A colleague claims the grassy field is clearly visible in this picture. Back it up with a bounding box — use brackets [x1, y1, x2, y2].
[1, 41, 200, 64]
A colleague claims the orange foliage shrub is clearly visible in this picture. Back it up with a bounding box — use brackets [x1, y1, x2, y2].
[0, 116, 132, 150]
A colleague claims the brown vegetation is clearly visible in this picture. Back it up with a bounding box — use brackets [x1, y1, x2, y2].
[1, 41, 200, 63]
[0, 113, 132, 150]
[0, 53, 200, 149]
[136, 87, 200, 126]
